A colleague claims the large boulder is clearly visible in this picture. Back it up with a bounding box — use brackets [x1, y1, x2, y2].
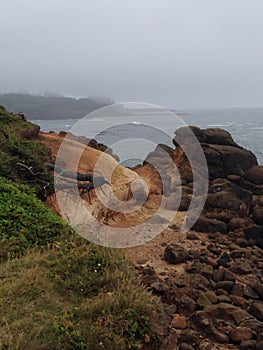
[201, 144, 257, 179]
[244, 166, 263, 185]
[202, 128, 239, 147]
[173, 126, 258, 181]
[191, 216, 228, 234]
[164, 244, 189, 264]
[206, 179, 252, 213]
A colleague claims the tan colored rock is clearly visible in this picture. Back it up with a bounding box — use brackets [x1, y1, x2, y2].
[171, 315, 188, 329]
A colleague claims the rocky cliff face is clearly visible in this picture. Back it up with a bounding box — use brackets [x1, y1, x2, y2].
[132, 127, 263, 350]
[41, 126, 263, 349]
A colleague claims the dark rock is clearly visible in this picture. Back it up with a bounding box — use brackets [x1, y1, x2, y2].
[186, 232, 199, 240]
[217, 295, 231, 303]
[241, 179, 263, 195]
[197, 292, 212, 308]
[230, 250, 244, 259]
[207, 245, 222, 255]
[244, 225, 263, 249]
[229, 218, 250, 230]
[217, 253, 231, 268]
[252, 247, 262, 258]
[202, 128, 239, 146]
[256, 340, 263, 350]
[178, 195, 191, 211]
[205, 144, 257, 178]
[164, 244, 189, 264]
[189, 273, 211, 291]
[216, 280, 234, 293]
[185, 262, 213, 278]
[227, 174, 241, 182]
[229, 243, 242, 251]
[253, 208, 263, 225]
[213, 269, 225, 282]
[179, 343, 194, 350]
[206, 181, 252, 215]
[191, 216, 227, 234]
[217, 288, 229, 296]
[230, 295, 248, 307]
[232, 308, 254, 325]
[179, 295, 197, 313]
[173, 126, 206, 145]
[244, 286, 260, 300]
[150, 280, 169, 294]
[241, 340, 257, 349]
[249, 302, 263, 321]
[253, 282, 263, 298]
[230, 261, 252, 275]
[212, 329, 229, 344]
[229, 327, 253, 342]
[206, 208, 235, 223]
[164, 304, 177, 316]
[204, 291, 218, 304]
[178, 331, 201, 347]
[205, 257, 218, 267]
[188, 249, 201, 260]
[223, 269, 236, 281]
[236, 238, 250, 247]
[141, 275, 158, 285]
[173, 127, 257, 189]
[244, 166, 263, 185]
[231, 284, 244, 297]
[245, 225, 263, 240]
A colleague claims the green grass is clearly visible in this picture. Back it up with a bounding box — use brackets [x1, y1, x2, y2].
[0, 177, 70, 261]
[0, 236, 162, 350]
[0, 106, 52, 193]
[0, 106, 163, 349]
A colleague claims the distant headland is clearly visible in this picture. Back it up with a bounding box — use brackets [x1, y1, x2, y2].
[0, 93, 114, 120]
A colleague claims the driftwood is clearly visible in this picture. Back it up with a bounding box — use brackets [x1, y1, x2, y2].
[16, 162, 110, 198]
[44, 163, 93, 182]
[16, 162, 50, 196]
[16, 162, 44, 176]
[56, 182, 94, 191]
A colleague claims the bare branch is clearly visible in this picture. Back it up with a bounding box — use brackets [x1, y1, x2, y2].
[45, 163, 93, 181]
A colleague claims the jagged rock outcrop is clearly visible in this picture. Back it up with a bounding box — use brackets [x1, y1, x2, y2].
[129, 126, 263, 349]
[57, 131, 120, 161]
[173, 126, 257, 180]
[42, 125, 263, 350]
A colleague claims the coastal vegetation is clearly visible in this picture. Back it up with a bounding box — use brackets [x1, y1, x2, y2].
[0, 106, 162, 350]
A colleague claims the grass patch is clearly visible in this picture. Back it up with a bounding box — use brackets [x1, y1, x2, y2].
[0, 236, 162, 350]
[0, 177, 70, 261]
[0, 105, 164, 349]
[0, 106, 52, 193]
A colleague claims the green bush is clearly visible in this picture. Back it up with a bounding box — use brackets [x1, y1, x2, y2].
[0, 177, 70, 261]
[0, 109, 52, 193]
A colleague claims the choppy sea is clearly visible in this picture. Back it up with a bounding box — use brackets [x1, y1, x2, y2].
[32, 107, 263, 166]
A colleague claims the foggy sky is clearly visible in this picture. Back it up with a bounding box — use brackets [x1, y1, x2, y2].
[1, 0, 263, 108]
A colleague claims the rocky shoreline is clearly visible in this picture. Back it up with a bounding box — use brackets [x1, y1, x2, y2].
[40, 125, 263, 349]
[130, 126, 263, 349]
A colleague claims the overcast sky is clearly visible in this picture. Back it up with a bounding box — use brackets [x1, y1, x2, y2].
[1, 0, 263, 108]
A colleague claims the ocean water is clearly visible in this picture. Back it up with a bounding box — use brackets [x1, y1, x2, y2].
[33, 107, 263, 166]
